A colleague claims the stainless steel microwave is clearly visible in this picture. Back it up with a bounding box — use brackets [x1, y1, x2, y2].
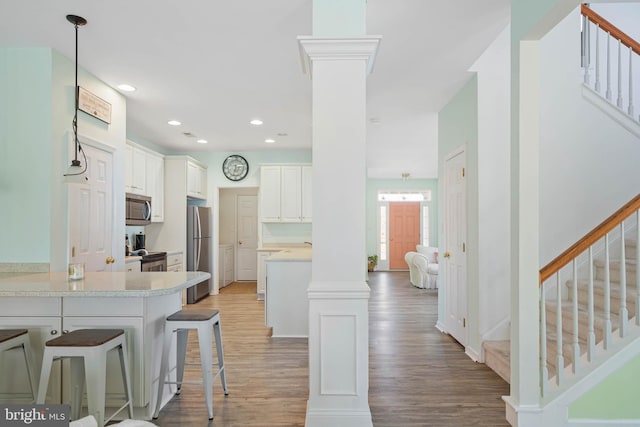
[126, 193, 152, 225]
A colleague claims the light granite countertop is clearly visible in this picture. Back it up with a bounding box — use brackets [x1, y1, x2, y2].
[0, 271, 210, 297]
[265, 247, 312, 262]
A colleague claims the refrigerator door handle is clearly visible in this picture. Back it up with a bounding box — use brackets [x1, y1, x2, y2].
[195, 208, 202, 269]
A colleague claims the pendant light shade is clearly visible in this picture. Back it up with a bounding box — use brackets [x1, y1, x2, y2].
[63, 14, 89, 185]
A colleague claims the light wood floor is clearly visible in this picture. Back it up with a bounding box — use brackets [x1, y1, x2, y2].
[151, 272, 509, 426]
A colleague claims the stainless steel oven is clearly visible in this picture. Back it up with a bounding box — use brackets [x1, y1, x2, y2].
[140, 252, 167, 272]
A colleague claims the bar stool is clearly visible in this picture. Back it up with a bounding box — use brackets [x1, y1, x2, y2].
[0, 329, 37, 402]
[153, 309, 228, 420]
[36, 329, 134, 427]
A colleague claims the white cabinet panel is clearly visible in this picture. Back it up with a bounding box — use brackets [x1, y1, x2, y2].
[0, 317, 62, 403]
[146, 152, 164, 222]
[259, 165, 311, 223]
[219, 244, 234, 287]
[187, 161, 207, 200]
[166, 252, 183, 272]
[281, 166, 302, 222]
[257, 251, 278, 302]
[259, 166, 281, 222]
[131, 147, 146, 195]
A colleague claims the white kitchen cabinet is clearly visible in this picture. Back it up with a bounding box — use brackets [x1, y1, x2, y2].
[166, 252, 183, 272]
[125, 258, 141, 272]
[127, 146, 147, 195]
[257, 250, 278, 301]
[281, 166, 302, 222]
[259, 165, 311, 223]
[301, 165, 312, 222]
[187, 160, 207, 200]
[259, 166, 281, 222]
[146, 152, 165, 222]
[219, 244, 234, 288]
[0, 297, 62, 404]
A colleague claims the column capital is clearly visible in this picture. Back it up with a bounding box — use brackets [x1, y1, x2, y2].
[297, 36, 382, 78]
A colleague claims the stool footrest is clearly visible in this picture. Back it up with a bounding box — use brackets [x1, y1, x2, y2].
[104, 399, 134, 425]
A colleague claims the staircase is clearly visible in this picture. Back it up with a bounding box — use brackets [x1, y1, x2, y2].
[484, 195, 640, 416]
[484, 238, 638, 385]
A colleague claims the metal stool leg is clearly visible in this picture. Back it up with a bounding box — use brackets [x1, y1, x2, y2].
[153, 323, 174, 419]
[197, 323, 214, 420]
[70, 357, 85, 420]
[36, 348, 54, 404]
[175, 328, 189, 395]
[118, 339, 135, 419]
[85, 348, 107, 427]
[213, 320, 228, 395]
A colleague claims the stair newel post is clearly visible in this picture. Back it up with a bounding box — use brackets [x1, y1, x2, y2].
[587, 247, 596, 361]
[572, 260, 580, 374]
[604, 234, 612, 349]
[540, 283, 548, 396]
[636, 210, 640, 326]
[628, 47, 634, 117]
[556, 272, 564, 386]
[619, 222, 628, 337]
[606, 31, 612, 101]
[617, 39, 624, 108]
[595, 24, 601, 93]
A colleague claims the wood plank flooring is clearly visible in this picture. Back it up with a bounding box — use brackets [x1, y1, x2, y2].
[151, 272, 509, 426]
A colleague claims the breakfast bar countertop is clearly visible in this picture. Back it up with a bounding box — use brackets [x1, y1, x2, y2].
[0, 271, 210, 297]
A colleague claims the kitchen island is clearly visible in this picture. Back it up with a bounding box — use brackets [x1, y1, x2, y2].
[265, 248, 311, 338]
[0, 271, 209, 420]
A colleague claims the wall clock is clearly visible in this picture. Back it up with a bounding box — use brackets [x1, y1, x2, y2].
[222, 154, 249, 181]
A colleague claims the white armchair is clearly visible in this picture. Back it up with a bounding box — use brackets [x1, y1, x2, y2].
[405, 246, 439, 289]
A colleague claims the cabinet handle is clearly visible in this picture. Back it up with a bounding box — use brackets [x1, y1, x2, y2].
[63, 330, 69, 334]
[50, 330, 58, 335]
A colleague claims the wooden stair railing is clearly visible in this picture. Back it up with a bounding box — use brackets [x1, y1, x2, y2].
[581, 3, 640, 120]
[538, 193, 640, 395]
[540, 193, 640, 284]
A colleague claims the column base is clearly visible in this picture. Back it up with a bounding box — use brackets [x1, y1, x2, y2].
[306, 405, 373, 427]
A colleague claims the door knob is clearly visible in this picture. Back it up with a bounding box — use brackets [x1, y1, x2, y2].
[106, 256, 115, 264]
[443, 252, 451, 258]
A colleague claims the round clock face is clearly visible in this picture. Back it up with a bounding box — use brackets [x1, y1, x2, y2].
[222, 155, 249, 181]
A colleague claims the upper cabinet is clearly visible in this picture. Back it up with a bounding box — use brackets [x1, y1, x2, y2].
[259, 164, 311, 223]
[186, 160, 207, 200]
[125, 141, 165, 222]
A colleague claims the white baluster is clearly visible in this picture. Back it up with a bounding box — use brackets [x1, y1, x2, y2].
[588, 247, 596, 362]
[595, 24, 601, 93]
[617, 39, 624, 108]
[540, 284, 548, 396]
[556, 272, 564, 386]
[620, 222, 628, 337]
[572, 260, 580, 374]
[606, 32, 612, 101]
[604, 234, 612, 349]
[629, 47, 634, 117]
[583, 16, 590, 85]
[636, 210, 640, 326]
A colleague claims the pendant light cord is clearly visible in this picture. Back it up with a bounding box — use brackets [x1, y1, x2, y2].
[65, 19, 87, 177]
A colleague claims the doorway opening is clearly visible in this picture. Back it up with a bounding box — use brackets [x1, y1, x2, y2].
[377, 191, 432, 271]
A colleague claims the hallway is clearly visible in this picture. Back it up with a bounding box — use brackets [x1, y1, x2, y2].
[152, 272, 509, 426]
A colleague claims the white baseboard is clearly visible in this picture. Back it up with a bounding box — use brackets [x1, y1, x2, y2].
[305, 407, 373, 427]
[567, 419, 640, 426]
[466, 346, 481, 362]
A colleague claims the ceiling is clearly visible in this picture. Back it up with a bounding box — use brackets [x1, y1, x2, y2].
[0, 0, 510, 179]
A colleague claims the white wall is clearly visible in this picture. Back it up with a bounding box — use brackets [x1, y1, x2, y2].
[469, 25, 512, 342]
[539, 8, 640, 265]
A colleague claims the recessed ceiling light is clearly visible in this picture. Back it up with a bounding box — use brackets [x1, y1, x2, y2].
[196, 139, 208, 144]
[168, 120, 181, 126]
[265, 138, 275, 144]
[117, 84, 136, 92]
[250, 119, 263, 126]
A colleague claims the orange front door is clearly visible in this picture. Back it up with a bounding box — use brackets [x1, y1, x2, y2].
[389, 202, 420, 269]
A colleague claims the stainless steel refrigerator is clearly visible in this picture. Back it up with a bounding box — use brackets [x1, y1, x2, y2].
[187, 206, 212, 303]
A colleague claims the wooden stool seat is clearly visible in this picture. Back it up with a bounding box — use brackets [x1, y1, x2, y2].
[45, 329, 124, 347]
[37, 329, 134, 427]
[0, 328, 37, 402]
[0, 329, 29, 343]
[166, 309, 219, 322]
[153, 309, 228, 420]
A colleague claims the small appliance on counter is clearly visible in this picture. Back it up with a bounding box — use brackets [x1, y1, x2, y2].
[134, 232, 146, 251]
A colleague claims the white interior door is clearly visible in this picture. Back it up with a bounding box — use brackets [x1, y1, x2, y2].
[69, 142, 114, 272]
[236, 195, 258, 280]
[443, 149, 467, 345]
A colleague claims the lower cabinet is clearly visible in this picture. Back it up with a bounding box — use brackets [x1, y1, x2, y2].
[0, 293, 182, 418]
[257, 250, 278, 301]
[125, 259, 141, 272]
[166, 252, 183, 272]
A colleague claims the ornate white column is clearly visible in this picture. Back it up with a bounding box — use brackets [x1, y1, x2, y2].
[298, 36, 380, 427]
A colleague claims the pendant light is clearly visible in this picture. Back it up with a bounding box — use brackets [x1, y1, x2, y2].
[63, 14, 88, 185]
